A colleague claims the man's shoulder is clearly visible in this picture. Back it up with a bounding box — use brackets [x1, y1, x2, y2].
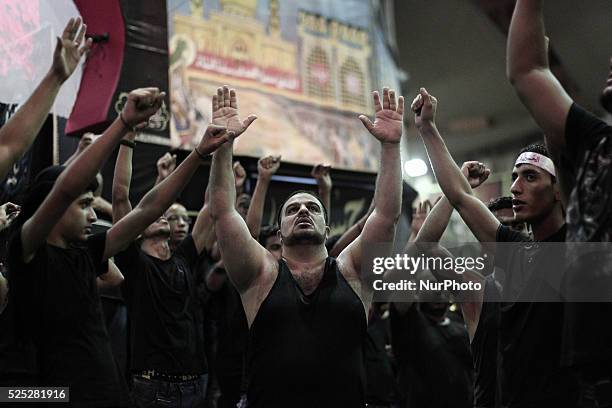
[496, 224, 531, 243]
[566, 103, 612, 154]
[7, 226, 48, 272]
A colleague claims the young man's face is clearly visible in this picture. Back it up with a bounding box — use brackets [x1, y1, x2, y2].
[55, 191, 97, 242]
[280, 193, 329, 246]
[165, 203, 190, 245]
[510, 163, 559, 223]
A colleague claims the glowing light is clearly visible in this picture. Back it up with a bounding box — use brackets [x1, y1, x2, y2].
[404, 159, 428, 177]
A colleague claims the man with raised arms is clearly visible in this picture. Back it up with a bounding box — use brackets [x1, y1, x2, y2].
[209, 85, 404, 407]
[412, 87, 575, 407]
[507, 1, 612, 404]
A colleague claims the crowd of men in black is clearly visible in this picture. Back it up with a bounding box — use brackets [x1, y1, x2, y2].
[0, 1, 611, 406]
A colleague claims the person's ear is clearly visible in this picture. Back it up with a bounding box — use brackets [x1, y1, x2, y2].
[552, 177, 561, 201]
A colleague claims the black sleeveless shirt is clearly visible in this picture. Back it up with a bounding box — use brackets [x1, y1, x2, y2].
[246, 257, 367, 408]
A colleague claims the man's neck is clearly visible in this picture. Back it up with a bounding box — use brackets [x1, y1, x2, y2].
[141, 236, 172, 260]
[282, 244, 328, 269]
[531, 205, 565, 241]
[46, 227, 70, 249]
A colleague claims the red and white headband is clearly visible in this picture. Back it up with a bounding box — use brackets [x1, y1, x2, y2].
[515, 152, 556, 177]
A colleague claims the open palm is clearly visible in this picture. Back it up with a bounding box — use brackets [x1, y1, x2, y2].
[52, 17, 92, 82]
[359, 88, 404, 144]
[212, 86, 256, 137]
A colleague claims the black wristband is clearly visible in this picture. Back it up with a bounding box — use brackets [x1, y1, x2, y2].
[119, 112, 135, 132]
[120, 139, 136, 149]
[194, 147, 209, 161]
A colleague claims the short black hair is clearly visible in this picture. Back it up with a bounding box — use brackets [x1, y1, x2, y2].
[518, 142, 550, 158]
[12, 165, 99, 233]
[487, 196, 513, 212]
[258, 225, 279, 246]
[276, 190, 329, 227]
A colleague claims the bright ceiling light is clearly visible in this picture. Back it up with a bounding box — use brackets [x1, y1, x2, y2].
[404, 159, 428, 177]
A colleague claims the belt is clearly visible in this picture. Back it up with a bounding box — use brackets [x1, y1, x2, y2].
[136, 370, 201, 382]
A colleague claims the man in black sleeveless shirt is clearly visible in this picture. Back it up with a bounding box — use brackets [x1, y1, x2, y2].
[209, 86, 404, 407]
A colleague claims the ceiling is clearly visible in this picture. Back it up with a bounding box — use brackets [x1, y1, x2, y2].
[393, 0, 612, 166]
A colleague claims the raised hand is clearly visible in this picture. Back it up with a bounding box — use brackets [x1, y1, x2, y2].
[212, 86, 257, 138]
[311, 164, 332, 192]
[233, 161, 246, 190]
[51, 17, 93, 83]
[121, 87, 166, 130]
[0, 202, 20, 231]
[258, 155, 281, 180]
[461, 161, 490, 189]
[411, 87, 438, 131]
[359, 87, 404, 144]
[196, 124, 234, 156]
[156, 152, 177, 182]
[411, 200, 432, 236]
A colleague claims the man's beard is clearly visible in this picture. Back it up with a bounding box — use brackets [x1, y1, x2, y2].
[282, 230, 325, 246]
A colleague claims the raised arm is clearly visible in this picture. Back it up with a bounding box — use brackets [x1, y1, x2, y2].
[311, 164, 332, 215]
[246, 155, 281, 238]
[233, 161, 246, 196]
[96, 259, 124, 290]
[414, 161, 490, 244]
[111, 132, 137, 223]
[191, 183, 215, 255]
[329, 199, 374, 258]
[413, 88, 500, 243]
[154, 152, 177, 186]
[338, 88, 403, 287]
[209, 86, 272, 293]
[0, 202, 20, 232]
[506, 0, 572, 151]
[21, 88, 164, 262]
[105, 124, 233, 260]
[64, 133, 97, 166]
[408, 200, 432, 242]
[0, 18, 92, 180]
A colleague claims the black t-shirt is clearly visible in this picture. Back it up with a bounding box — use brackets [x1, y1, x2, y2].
[6, 229, 129, 407]
[561, 103, 612, 369]
[495, 224, 576, 407]
[364, 308, 396, 405]
[471, 274, 500, 408]
[208, 268, 249, 406]
[562, 103, 612, 242]
[115, 235, 207, 374]
[0, 270, 37, 382]
[390, 303, 473, 408]
[211, 270, 248, 378]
